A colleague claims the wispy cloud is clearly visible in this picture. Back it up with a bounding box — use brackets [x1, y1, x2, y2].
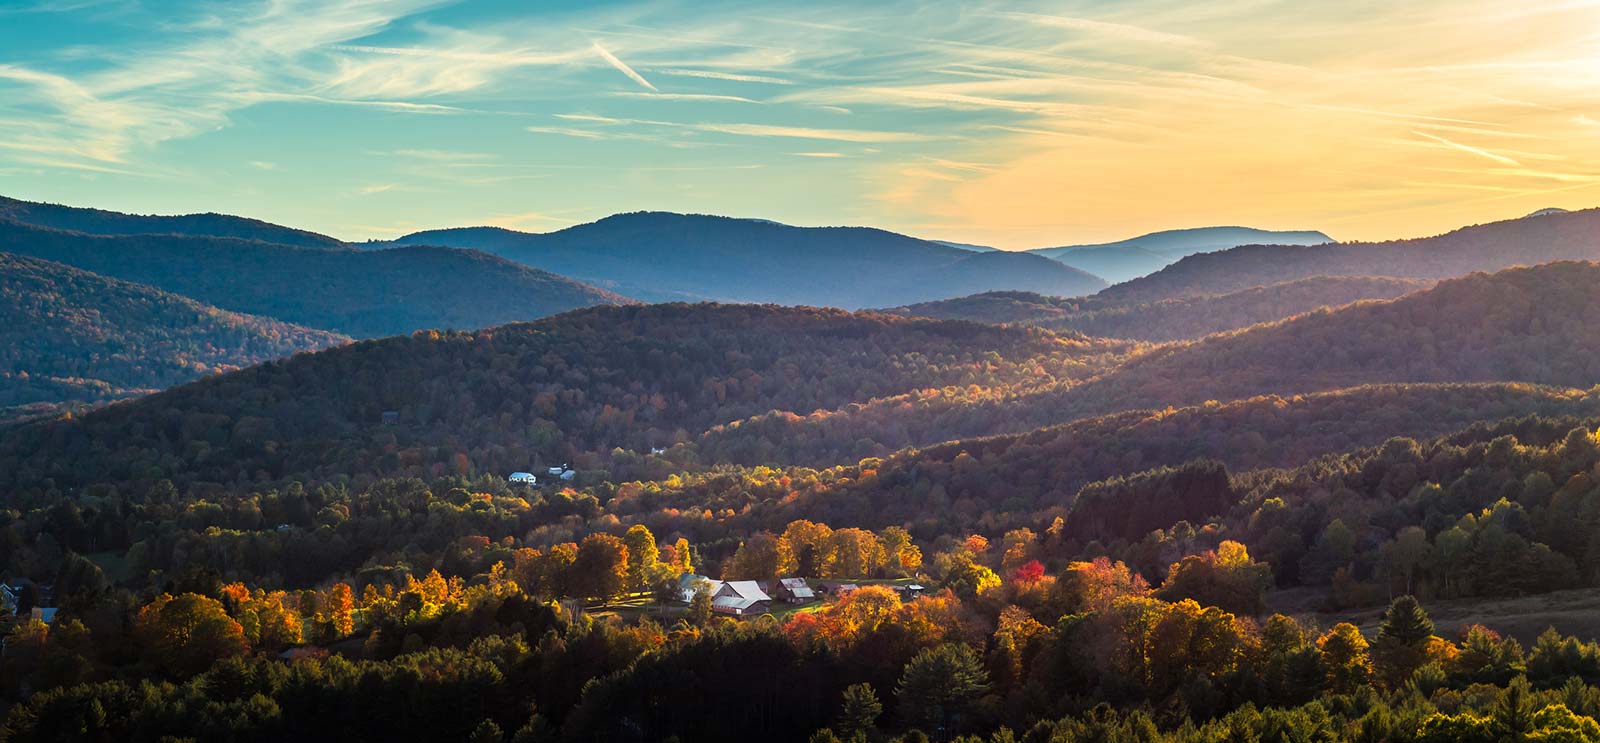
[1411, 130, 1522, 166]
[591, 41, 658, 91]
[653, 68, 793, 85]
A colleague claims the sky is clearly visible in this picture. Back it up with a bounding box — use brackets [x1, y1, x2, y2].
[2, 0, 1599, 249]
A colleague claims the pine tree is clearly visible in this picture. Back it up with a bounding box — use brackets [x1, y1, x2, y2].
[1378, 595, 1435, 647]
[469, 719, 504, 743]
[838, 682, 883, 739]
[897, 643, 991, 740]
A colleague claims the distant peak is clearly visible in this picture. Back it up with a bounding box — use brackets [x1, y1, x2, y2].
[1524, 207, 1569, 218]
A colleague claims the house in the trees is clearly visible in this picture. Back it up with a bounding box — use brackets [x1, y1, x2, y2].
[711, 581, 772, 616]
[547, 465, 568, 477]
[894, 583, 926, 600]
[817, 581, 859, 596]
[675, 574, 720, 603]
[381, 410, 400, 425]
[775, 577, 816, 604]
[508, 472, 538, 485]
[559, 469, 576, 482]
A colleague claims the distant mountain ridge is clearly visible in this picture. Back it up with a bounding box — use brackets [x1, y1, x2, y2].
[1031, 225, 1333, 283]
[392, 211, 1107, 307]
[0, 194, 344, 248]
[883, 275, 1432, 342]
[0, 252, 347, 416]
[1100, 207, 1600, 304]
[0, 219, 632, 338]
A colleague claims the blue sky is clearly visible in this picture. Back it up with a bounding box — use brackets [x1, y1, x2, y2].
[3, 0, 1599, 248]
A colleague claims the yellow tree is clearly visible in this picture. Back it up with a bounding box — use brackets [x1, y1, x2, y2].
[780, 520, 836, 577]
[623, 524, 662, 592]
[831, 528, 886, 579]
[134, 593, 247, 676]
[328, 583, 355, 638]
[878, 527, 923, 577]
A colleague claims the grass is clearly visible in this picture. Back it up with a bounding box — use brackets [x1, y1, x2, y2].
[1271, 586, 1600, 645]
[84, 550, 133, 583]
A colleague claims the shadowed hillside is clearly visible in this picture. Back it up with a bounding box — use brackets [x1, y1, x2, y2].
[0, 220, 632, 338]
[0, 253, 347, 415]
[0, 194, 343, 248]
[0, 304, 1124, 490]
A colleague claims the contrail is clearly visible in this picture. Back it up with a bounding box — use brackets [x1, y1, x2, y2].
[592, 41, 657, 92]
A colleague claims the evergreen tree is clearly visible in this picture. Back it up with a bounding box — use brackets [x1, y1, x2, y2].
[1378, 595, 1434, 647]
[897, 644, 991, 740]
[839, 682, 883, 739]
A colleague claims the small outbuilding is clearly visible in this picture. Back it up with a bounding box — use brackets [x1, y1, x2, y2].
[508, 472, 538, 485]
[775, 577, 816, 604]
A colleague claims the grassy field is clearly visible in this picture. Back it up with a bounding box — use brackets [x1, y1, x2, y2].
[1270, 587, 1600, 645]
[84, 550, 133, 583]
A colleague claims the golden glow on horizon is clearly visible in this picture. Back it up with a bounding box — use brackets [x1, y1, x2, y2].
[858, 0, 1600, 248]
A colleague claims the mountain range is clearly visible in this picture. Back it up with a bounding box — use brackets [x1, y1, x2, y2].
[390, 212, 1109, 306]
[0, 218, 630, 338]
[1099, 206, 1600, 303]
[1030, 225, 1333, 283]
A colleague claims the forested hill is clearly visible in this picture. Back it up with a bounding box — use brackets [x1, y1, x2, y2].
[0, 220, 632, 338]
[0, 304, 1127, 492]
[1097, 206, 1600, 303]
[883, 276, 1431, 341]
[393, 211, 1108, 306]
[715, 262, 1600, 463]
[0, 194, 343, 248]
[0, 253, 348, 414]
[669, 383, 1600, 533]
[1082, 261, 1600, 407]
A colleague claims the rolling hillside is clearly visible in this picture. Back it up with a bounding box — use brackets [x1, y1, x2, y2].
[0, 253, 347, 414]
[1031, 225, 1332, 283]
[0, 304, 1124, 490]
[0, 220, 632, 338]
[0, 194, 344, 248]
[713, 262, 1600, 464]
[1099, 207, 1600, 303]
[392, 212, 1108, 306]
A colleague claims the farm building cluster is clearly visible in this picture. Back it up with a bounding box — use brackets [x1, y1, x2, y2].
[672, 574, 924, 617]
[506, 465, 577, 488]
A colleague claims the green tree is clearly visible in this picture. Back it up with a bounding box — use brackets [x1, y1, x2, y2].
[897, 643, 991, 740]
[1378, 595, 1435, 646]
[469, 719, 504, 743]
[838, 682, 883, 739]
[688, 580, 715, 626]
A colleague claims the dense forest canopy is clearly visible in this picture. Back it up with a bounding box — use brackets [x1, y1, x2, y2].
[0, 303, 1122, 492]
[0, 253, 347, 417]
